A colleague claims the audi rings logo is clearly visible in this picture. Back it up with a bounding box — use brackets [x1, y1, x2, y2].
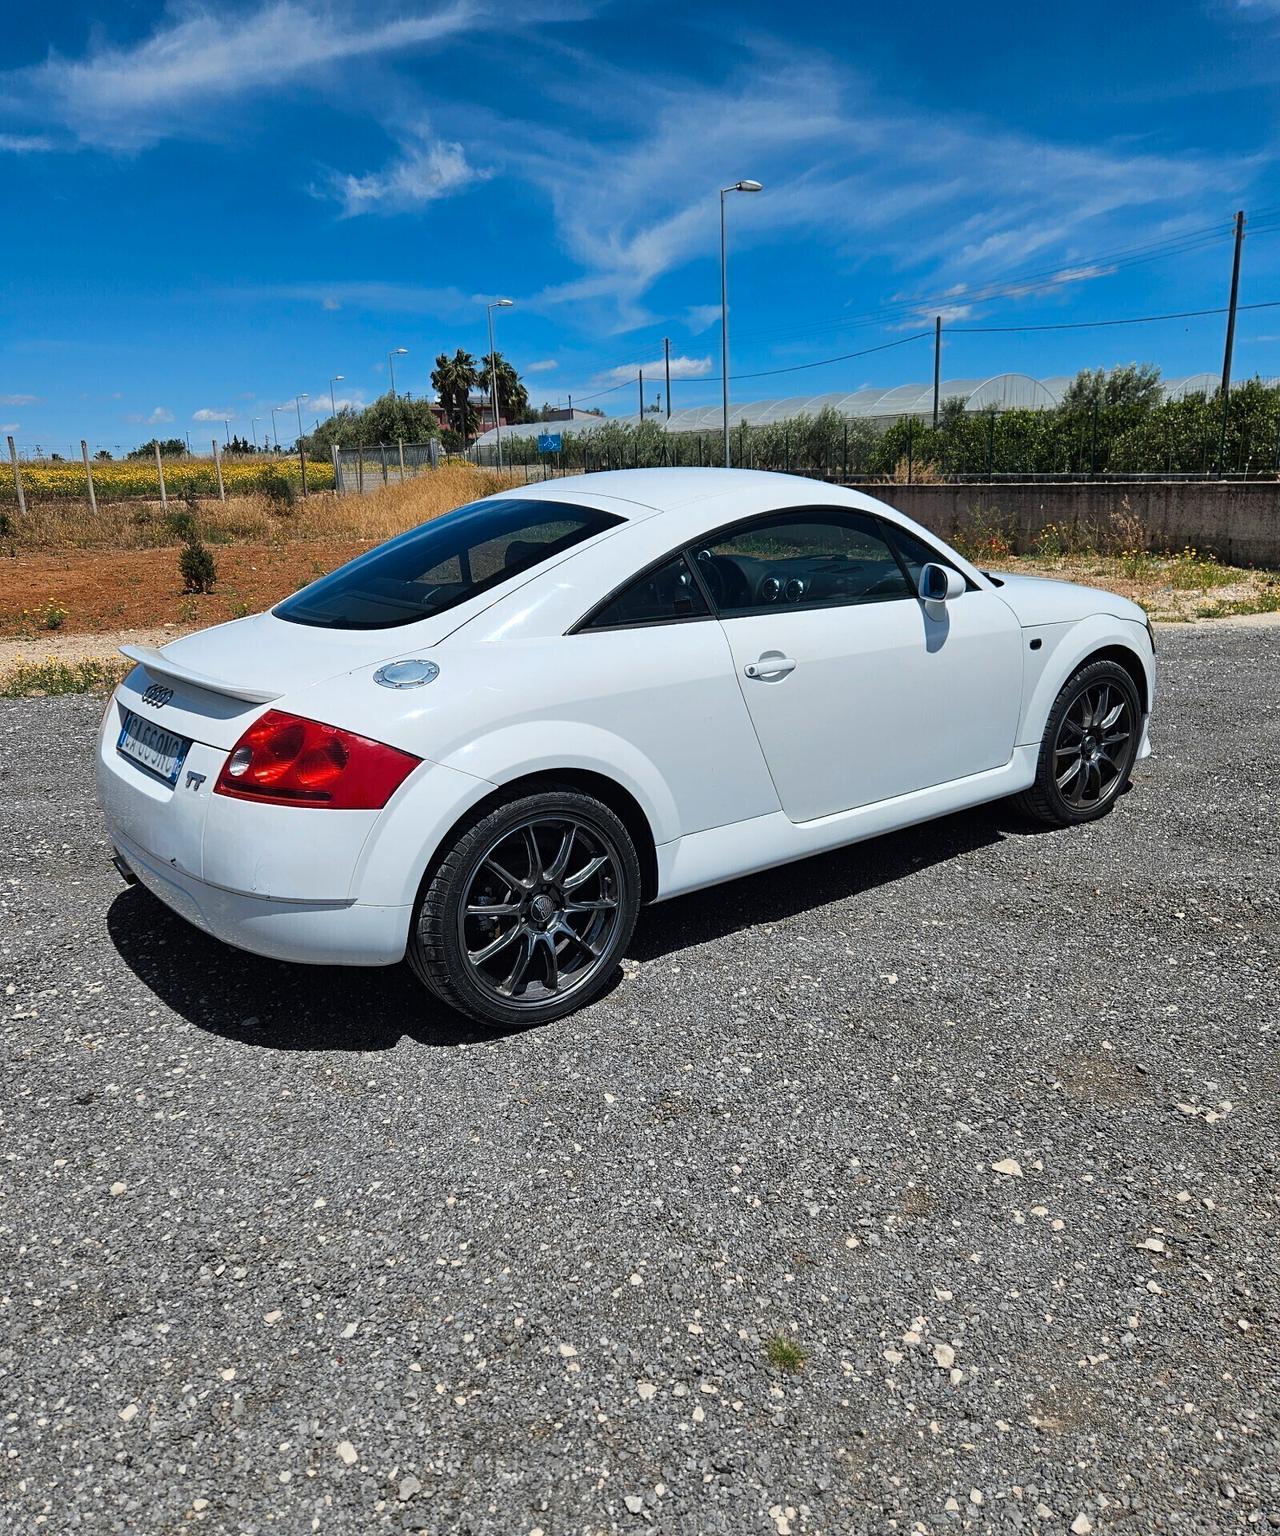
[140, 683, 174, 709]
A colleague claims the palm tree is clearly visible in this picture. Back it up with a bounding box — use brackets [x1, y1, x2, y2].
[431, 349, 480, 438]
[478, 351, 530, 427]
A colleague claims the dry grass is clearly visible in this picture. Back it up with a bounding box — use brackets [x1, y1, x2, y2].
[992, 550, 1280, 622]
[5, 463, 524, 552]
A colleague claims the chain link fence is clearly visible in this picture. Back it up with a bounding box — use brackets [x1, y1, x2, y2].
[332, 439, 441, 494]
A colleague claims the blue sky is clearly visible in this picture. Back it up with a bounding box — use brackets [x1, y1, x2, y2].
[1, 0, 1279, 453]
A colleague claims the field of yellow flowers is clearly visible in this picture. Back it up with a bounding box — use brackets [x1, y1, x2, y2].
[4, 455, 334, 501]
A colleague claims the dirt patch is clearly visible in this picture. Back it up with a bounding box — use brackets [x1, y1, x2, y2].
[0, 542, 366, 637]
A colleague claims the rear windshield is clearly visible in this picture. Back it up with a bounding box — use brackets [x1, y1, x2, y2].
[274, 498, 622, 629]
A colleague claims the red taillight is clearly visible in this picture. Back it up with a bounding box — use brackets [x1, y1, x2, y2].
[214, 710, 420, 809]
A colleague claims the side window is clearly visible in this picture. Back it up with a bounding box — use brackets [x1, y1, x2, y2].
[690, 509, 912, 617]
[884, 521, 966, 588]
[583, 554, 710, 630]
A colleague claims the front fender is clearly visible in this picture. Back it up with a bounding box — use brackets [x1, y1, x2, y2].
[1016, 614, 1154, 747]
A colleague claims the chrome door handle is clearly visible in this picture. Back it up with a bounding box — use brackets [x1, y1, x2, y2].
[744, 656, 797, 680]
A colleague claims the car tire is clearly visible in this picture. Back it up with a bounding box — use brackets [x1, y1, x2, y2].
[1017, 658, 1143, 828]
[408, 787, 642, 1028]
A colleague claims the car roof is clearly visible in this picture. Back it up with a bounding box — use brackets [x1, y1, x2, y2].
[501, 467, 876, 518]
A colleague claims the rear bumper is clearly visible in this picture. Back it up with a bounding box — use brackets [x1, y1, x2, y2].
[111, 831, 411, 967]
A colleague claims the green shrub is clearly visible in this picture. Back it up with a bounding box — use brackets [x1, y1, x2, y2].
[180, 535, 218, 593]
[259, 466, 298, 510]
[165, 508, 198, 542]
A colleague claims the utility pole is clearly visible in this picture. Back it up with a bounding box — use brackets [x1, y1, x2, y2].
[664, 337, 672, 419]
[1218, 209, 1245, 475]
[638, 369, 644, 424]
[932, 315, 942, 429]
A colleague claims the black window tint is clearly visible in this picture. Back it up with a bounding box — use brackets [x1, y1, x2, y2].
[585, 555, 710, 629]
[693, 510, 912, 617]
[886, 522, 962, 585]
[275, 498, 621, 629]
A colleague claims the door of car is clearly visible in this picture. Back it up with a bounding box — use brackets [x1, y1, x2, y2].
[689, 507, 1022, 823]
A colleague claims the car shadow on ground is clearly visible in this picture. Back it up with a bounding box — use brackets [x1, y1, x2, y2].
[632, 803, 1015, 962]
[106, 802, 1022, 1054]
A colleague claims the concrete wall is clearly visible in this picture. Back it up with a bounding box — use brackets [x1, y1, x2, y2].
[865, 481, 1280, 567]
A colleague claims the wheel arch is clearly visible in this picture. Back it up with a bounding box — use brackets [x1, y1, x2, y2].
[415, 768, 661, 907]
[1018, 618, 1153, 747]
[1082, 642, 1149, 714]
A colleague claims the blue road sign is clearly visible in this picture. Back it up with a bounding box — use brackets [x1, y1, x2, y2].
[537, 433, 562, 454]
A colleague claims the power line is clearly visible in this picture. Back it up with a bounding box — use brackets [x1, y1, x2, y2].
[950, 298, 1280, 334]
[730, 330, 933, 381]
[566, 296, 1280, 408]
[562, 330, 935, 402]
[732, 216, 1249, 346]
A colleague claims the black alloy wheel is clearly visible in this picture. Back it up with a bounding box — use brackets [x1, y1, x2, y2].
[410, 789, 641, 1027]
[1018, 658, 1142, 827]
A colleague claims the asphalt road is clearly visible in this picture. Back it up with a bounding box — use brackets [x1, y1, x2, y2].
[1, 621, 1277, 1535]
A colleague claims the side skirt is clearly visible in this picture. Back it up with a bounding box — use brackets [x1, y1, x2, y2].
[653, 745, 1039, 902]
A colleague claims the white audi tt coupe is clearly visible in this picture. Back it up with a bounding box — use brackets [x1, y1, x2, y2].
[97, 468, 1155, 1026]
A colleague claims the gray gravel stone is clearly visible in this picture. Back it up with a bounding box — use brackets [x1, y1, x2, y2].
[1, 620, 1278, 1534]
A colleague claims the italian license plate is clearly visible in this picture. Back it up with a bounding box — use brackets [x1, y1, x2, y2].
[117, 709, 190, 786]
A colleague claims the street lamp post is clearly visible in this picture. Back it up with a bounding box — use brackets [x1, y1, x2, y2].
[719, 179, 763, 468]
[329, 375, 345, 417]
[252, 417, 261, 450]
[270, 407, 281, 452]
[485, 299, 514, 470]
[387, 348, 407, 398]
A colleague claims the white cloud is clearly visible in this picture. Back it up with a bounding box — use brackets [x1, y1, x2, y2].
[891, 302, 973, 330]
[0, 393, 40, 406]
[1, 1, 595, 151]
[526, 359, 558, 373]
[237, 280, 475, 317]
[323, 131, 488, 216]
[5, 2, 483, 150]
[684, 305, 722, 334]
[1, 422, 20, 434]
[149, 406, 174, 425]
[0, 133, 52, 153]
[498, 49, 1238, 333]
[596, 354, 713, 387]
[193, 407, 233, 422]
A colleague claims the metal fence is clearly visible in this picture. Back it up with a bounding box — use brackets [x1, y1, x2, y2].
[467, 387, 1280, 484]
[333, 439, 440, 494]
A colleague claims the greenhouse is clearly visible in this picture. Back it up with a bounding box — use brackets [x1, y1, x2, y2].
[469, 373, 1244, 453]
[659, 372, 1234, 433]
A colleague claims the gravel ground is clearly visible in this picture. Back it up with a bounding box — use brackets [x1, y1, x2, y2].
[1, 622, 1277, 1535]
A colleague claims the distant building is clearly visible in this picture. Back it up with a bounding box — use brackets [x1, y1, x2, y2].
[427, 395, 505, 435]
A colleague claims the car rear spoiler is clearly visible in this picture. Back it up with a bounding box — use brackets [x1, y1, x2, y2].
[118, 644, 284, 705]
